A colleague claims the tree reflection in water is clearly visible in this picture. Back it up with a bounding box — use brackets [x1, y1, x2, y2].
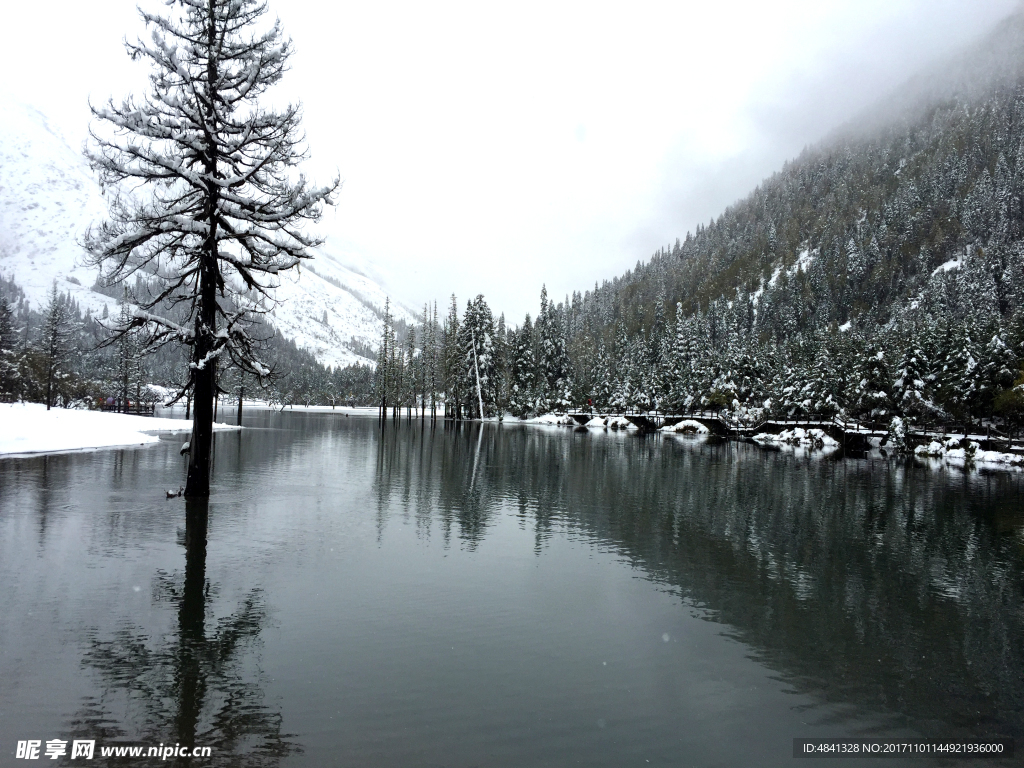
[371, 421, 1024, 744]
[69, 500, 298, 767]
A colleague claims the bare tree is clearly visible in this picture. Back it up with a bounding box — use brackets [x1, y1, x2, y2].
[85, 0, 337, 496]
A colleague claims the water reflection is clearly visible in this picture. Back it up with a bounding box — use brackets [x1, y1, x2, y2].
[69, 499, 297, 767]
[2, 412, 1023, 766]
[373, 421, 1024, 744]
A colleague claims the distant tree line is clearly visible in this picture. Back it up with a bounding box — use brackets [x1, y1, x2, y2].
[0, 274, 377, 413]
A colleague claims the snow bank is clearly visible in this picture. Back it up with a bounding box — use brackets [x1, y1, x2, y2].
[524, 413, 577, 426]
[584, 416, 608, 427]
[661, 419, 710, 434]
[607, 416, 638, 430]
[0, 403, 239, 457]
[914, 436, 1024, 468]
[753, 427, 839, 448]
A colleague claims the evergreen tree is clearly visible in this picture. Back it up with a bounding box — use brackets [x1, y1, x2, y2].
[0, 298, 21, 402]
[109, 299, 147, 412]
[536, 286, 572, 412]
[458, 295, 496, 418]
[854, 346, 893, 420]
[508, 316, 537, 418]
[38, 284, 77, 411]
[892, 344, 936, 420]
[375, 298, 396, 419]
[443, 296, 461, 418]
[934, 325, 980, 421]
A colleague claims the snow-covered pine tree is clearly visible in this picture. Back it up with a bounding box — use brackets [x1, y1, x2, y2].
[508, 316, 537, 418]
[934, 325, 980, 422]
[892, 343, 935, 421]
[418, 303, 432, 419]
[85, 0, 337, 496]
[0, 298, 21, 402]
[38, 284, 78, 411]
[494, 313, 509, 419]
[592, 341, 613, 412]
[375, 298, 395, 420]
[536, 288, 572, 413]
[404, 325, 418, 418]
[429, 301, 440, 419]
[458, 295, 495, 419]
[854, 345, 893, 421]
[609, 321, 631, 413]
[110, 299, 147, 412]
[442, 296, 462, 418]
[979, 330, 1018, 410]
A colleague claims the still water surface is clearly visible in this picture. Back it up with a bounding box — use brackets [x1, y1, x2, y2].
[1, 410, 1023, 767]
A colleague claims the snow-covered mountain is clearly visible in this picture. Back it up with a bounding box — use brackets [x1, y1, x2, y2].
[0, 96, 412, 368]
[0, 98, 118, 317]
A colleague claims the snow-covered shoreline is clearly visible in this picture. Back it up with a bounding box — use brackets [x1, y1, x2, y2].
[913, 436, 1024, 469]
[752, 427, 839, 449]
[0, 403, 240, 458]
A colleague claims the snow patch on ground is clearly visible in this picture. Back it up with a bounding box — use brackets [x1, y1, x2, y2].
[753, 427, 839, 448]
[932, 255, 963, 276]
[752, 247, 817, 313]
[661, 419, 710, 434]
[0, 402, 239, 457]
[584, 416, 609, 427]
[793, 247, 816, 273]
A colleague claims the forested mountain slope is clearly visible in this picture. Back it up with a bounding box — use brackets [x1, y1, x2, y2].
[495, 12, 1024, 425]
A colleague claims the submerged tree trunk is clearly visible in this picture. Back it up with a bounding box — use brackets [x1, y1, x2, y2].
[186, 345, 216, 496]
[185, 215, 219, 497]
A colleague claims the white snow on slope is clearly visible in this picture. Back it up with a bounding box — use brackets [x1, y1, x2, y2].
[932, 254, 964, 275]
[269, 238, 416, 369]
[0, 96, 413, 368]
[751, 247, 817, 311]
[0, 98, 119, 316]
[0, 402, 239, 457]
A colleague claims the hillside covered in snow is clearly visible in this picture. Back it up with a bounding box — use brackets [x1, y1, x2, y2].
[0, 96, 412, 369]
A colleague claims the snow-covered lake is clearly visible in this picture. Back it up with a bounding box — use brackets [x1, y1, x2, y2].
[0, 411, 1021, 766]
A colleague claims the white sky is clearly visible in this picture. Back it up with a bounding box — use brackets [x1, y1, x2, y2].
[0, 0, 1018, 321]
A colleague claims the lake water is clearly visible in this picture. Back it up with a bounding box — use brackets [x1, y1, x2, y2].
[1, 410, 1022, 767]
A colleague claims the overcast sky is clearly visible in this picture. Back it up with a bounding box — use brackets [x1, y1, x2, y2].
[1, 0, 1018, 321]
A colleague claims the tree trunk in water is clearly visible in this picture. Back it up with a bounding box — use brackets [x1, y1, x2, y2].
[186, 353, 215, 496]
[237, 385, 243, 426]
[185, 251, 217, 498]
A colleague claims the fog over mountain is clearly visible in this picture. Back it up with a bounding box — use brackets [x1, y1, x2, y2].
[0, 1, 1018, 322]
